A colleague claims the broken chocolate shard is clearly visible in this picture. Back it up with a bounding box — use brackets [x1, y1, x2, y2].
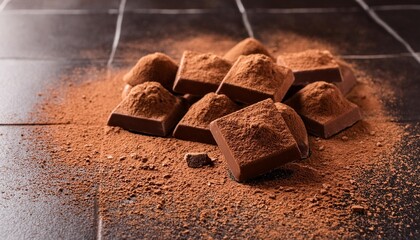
[274, 102, 310, 159]
[123, 52, 178, 90]
[224, 38, 274, 62]
[173, 51, 232, 96]
[286, 81, 362, 138]
[185, 152, 213, 168]
[216, 54, 294, 104]
[210, 99, 301, 182]
[334, 59, 357, 95]
[173, 93, 239, 144]
[108, 82, 187, 137]
[277, 50, 343, 86]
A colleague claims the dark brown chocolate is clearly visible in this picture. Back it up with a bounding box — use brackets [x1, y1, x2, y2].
[173, 51, 231, 96]
[209, 99, 301, 182]
[108, 82, 187, 137]
[334, 60, 357, 95]
[274, 102, 310, 159]
[286, 81, 362, 138]
[184, 152, 213, 168]
[277, 50, 343, 86]
[173, 93, 239, 144]
[216, 54, 294, 104]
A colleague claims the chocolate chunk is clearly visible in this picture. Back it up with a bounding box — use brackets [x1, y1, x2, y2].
[121, 84, 132, 99]
[274, 102, 310, 159]
[216, 54, 294, 104]
[184, 152, 213, 168]
[173, 51, 232, 96]
[173, 93, 239, 144]
[334, 60, 357, 95]
[223, 38, 274, 63]
[286, 81, 362, 138]
[277, 50, 342, 86]
[123, 52, 178, 90]
[108, 82, 186, 136]
[210, 99, 301, 182]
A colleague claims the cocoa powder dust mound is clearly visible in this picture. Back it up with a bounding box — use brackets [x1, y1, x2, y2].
[30, 50, 410, 239]
[116, 82, 179, 120]
[223, 37, 274, 62]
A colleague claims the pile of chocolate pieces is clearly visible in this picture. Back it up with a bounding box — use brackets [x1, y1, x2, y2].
[108, 38, 361, 182]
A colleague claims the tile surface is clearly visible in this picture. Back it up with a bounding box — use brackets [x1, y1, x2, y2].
[248, 12, 407, 56]
[0, 60, 105, 124]
[377, 10, 420, 52]
[0, 14, 116, 60]
[0, 126, 97, 240]
[125, 0, 237, 10]
[5, 0, 120, 10]
[114, 12, 247, 62]
[242, 0, 358, 9]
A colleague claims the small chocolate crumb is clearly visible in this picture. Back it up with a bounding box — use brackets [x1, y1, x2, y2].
[184, 152, 213, 168]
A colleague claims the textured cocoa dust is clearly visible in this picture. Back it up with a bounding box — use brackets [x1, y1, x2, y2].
[29, 52, 409, 238]
[116, 82, 179, 119]
[178, 93, 239, 129]
[222, 54, 292, 94]
[176, 51, 232, 85]
[278, 49, 338, 71]
[287, 81, 359, 123]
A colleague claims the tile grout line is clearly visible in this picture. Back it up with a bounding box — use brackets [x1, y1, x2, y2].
[372, 5, 420, 11]
[235, 0, 254, 38]
[2, 5, 420, 15]
[355, 0, 420, 65]
[249, 7, 360, 14]
[107, 0, 126, 68]
[0, 0, 11, 11]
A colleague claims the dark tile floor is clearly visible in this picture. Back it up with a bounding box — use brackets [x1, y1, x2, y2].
[0, 0, 419, 239]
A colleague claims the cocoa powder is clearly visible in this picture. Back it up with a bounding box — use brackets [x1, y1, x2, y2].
[178, 93, 239, 129]
[117, 82, 179, 120]
[30, 46, 409, 238]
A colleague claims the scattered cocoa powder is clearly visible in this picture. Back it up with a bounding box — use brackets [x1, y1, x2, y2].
[28, 43, 414, 239]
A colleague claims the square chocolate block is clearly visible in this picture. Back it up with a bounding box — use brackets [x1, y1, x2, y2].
[108, 82, 186, 136]
[173, 51, 232, 96]
[277, 50, 343, 86]
[173, 93, 239, 144]
[216, 54, 294, 104]
[286, 81, 362, 138]
[210, 99, 301, 182]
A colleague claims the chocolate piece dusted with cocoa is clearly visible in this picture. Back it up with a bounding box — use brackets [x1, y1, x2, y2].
[184, 152, 213, 168]
[216, 54, 294, 104]
[286, 81, 362, 138]
[173, 93, 239, 144]
[274, 102, 310, 159]
[123, 52, 178, 90]
[108, 82, 186, 137]
[173, 51, 232, 96]
[335, 60, 357, 95]
[224, 38, 274, 62]
[277, 50, 343, 86]
[121, 84, 132, 99]
[210, 99, 301, 182]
